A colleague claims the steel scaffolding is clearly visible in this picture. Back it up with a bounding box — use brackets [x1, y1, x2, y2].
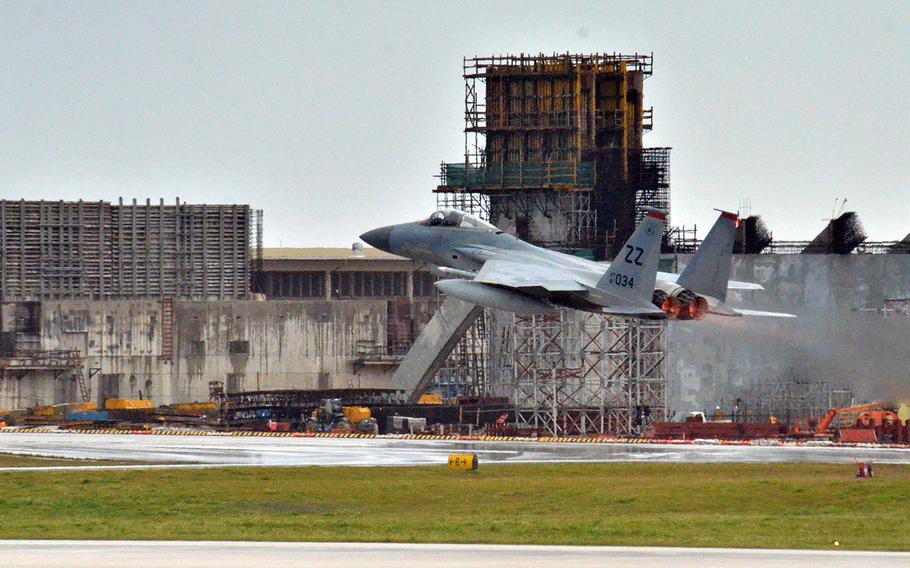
[494, 309, 667, 436]
[435, 309, 491, 399]
[436, 52, 666, 260]
[631, 147, 671, 227]
[0, 199, 258, 300]
[738, 377, 855, 424]
[430, 54, 669, 422]
[489, 191, 597, 250]
[435, 191, 489, 219]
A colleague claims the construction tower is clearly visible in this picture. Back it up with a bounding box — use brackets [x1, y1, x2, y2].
[433, 53, 670, 434]
[436, 52, 670, 258]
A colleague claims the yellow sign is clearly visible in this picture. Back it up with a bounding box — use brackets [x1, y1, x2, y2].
[448, 454, 478, 471]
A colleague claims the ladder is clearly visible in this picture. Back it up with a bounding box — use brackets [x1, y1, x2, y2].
[76, 371, 89, 402]
[161, 298, 174, 362]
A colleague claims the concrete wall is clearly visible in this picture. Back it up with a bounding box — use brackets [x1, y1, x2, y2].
[4, 253, 907, 416]
[668, 254, 910, 414]
[0, 299, 434, 410]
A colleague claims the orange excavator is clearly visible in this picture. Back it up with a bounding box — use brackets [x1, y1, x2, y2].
[816, 402, 906, 443]
[815, 402, 885, 433]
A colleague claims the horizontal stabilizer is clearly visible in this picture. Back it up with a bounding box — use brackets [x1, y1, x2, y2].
[727, 280, 764, 291]
[732, 308, 797, 318]
[703, 295, 796, 318]
[656, 273, 764, 292]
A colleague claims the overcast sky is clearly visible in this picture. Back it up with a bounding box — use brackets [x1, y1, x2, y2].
[1, 1, 908, 246]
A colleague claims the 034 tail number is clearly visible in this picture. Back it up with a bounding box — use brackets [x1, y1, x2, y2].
[608, 273, 634, 289]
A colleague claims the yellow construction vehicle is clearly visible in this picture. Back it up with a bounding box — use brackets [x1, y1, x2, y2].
[305, 399, 378, 434]
[418, 394, 444, 405]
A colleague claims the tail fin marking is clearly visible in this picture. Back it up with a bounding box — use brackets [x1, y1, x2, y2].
[596, 211, 666, 304]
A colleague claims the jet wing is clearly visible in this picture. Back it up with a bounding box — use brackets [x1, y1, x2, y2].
[474, 259, 587, 294]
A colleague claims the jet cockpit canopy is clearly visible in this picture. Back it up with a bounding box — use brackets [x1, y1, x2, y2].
[418, 209, 500, 232]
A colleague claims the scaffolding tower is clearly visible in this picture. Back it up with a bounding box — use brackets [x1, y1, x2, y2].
[493, 309, 667, 436]
[430, 54, 670, 430]
[631, 147, 671, 227]
[436, 52, 668, 260]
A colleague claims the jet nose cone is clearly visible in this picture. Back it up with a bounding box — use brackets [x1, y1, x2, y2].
[359, 225, 394, 252]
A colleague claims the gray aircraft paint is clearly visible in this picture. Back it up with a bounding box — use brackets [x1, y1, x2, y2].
[361, 209, 788, 319]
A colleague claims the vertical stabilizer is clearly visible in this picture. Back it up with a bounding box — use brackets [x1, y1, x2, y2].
[597, 210, 666, 304]
[677, 210, 737, 302]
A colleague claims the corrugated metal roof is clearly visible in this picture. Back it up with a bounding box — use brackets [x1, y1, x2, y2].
[261, 247, 407, 261]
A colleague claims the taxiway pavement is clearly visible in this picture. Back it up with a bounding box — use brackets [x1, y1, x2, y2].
[2, 431, 910, 468]
[1, 541, 908, 568]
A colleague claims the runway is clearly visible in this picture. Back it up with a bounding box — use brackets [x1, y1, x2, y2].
[1, 541, 908, 567]
[2, 431, 910, 468]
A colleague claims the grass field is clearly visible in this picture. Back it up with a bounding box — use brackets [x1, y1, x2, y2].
[0, 461, 907, 550]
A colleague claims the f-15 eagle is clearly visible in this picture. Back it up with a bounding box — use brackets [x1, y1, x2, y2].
[361, 209, 793, 319]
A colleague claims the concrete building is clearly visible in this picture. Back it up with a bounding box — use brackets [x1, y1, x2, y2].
[0, 245, 441, 410]
[2, 243, 908, 422]
[2, 204, 907, 435]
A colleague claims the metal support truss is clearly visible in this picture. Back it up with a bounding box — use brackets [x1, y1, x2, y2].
[435, 309, 491, 399]
[495, 309, 667, 436]
[738, 375, 855, 425]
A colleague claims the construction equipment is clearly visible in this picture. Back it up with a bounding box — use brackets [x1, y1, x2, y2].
[386, 415, 427, 434]
[417, 394, 444, 405]
[816, 402, 908, 443]
[305, 399, 378, 434]
[816, 402, 893, 433]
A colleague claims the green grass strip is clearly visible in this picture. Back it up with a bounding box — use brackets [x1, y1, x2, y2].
[0, 462, 907, 550]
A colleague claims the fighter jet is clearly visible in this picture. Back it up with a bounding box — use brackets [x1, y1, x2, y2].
[360, 208, 793, 319]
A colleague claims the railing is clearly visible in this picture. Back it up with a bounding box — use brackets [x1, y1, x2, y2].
[765, 241, 910, 255]
[352, 344, 409, 373]
[0, 349, 82, 370]
[439, 161, 595, 190]
[664, 237, 910, 256]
